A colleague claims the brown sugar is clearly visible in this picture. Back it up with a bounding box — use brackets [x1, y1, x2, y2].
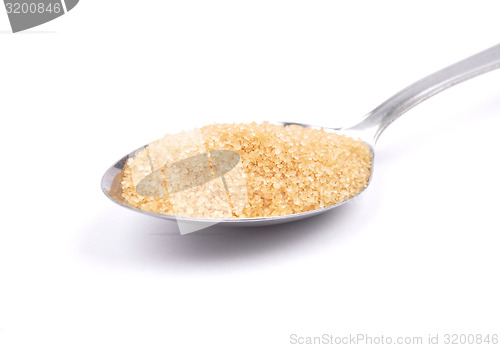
[121, 123, 372, 218]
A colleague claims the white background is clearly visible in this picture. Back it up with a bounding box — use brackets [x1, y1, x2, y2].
[1, 1, 499, 347]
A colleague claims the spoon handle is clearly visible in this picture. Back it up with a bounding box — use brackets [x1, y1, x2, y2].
[351, 43, 500, 143]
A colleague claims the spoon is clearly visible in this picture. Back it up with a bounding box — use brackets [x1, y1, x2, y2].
[102, 43, 500, 227]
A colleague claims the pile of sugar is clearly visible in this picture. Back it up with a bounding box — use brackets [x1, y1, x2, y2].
[121, 123, 372, 218]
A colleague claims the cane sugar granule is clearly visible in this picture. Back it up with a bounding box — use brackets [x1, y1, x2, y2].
[121, 123, 372, 218]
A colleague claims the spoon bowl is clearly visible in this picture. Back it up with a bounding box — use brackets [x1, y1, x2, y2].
[101, 123, 374, 227]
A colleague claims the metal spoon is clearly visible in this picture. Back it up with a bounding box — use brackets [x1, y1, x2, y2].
[102, 43, 500, 227]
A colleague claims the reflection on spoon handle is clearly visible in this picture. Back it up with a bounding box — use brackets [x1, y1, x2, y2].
[350, 43, 500, 143]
